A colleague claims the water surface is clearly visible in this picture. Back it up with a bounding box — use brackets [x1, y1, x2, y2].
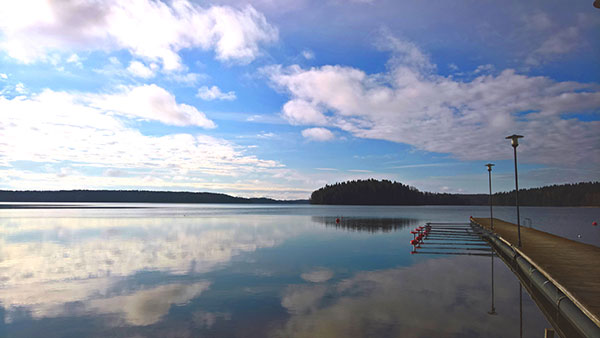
[0, 204, 598, 337]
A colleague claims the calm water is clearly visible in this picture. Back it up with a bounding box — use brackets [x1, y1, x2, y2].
[0, 204, 598, 337]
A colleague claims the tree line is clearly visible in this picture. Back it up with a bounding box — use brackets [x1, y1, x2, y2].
[309, 179, 600, 206]
[491, 182, 600, 206]
[0, 190, 307, 204]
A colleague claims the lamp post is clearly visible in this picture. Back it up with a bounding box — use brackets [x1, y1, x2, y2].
[506, 134, 523, 247]
[485, 162, 497, 316]
[485, 163, 494, 231]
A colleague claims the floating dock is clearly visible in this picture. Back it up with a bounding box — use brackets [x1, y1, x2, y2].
[471, 217, 600, 338]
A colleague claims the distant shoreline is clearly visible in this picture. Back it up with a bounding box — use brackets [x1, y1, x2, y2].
[0, 202, 597, 210]
[2, 180, 598, 207]
[0, 203, 150, 209]
[0, 190, 309, 205]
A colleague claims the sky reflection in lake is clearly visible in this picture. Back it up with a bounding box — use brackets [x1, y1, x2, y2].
[0, 204, 583, 337]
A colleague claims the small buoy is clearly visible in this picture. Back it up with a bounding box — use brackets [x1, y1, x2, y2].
[577, 234, 582, 238]
[410, 239, 417, 245]
[593, 221, 598, 226]
[336, 218, 340, 223]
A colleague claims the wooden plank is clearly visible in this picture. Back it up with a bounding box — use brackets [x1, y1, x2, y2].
[472, 217, 600, 328]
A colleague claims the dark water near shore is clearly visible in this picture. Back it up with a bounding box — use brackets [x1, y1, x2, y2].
[0, 204, 598, 337]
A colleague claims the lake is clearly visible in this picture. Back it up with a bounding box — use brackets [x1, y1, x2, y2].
[0, 204, 598, 337]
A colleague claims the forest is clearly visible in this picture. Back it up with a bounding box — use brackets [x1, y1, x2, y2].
[309, 179, 600, 206]
[0, 190, 306, 204]
[1, 181, 598, 206]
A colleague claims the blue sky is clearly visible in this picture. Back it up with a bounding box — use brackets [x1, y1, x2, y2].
[0, 0, 599, 199]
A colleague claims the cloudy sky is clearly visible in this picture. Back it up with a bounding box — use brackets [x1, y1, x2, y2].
[0, 0, 598, 199]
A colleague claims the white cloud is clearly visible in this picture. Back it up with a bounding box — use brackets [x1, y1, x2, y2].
[56, 167, 79, 178]
[66, 53, 83, 68]
[89, 84, 215, 128]
[0, 73, 7, 79]
[0, 168, 312, 199]
[104, 168, 127, 177]
[301, 49, 314, 60]
[196, 85, 237, 101]
[0, 1, 278, 69]
[388, 163, 449, 169]
[127, 60, 155, 78]
[526, 27, 579, 66]
[377, 33, 434, 72]
[168, 72, 207, 86]
[301, 127, 335, 141]
[526, 12, 553, 31]
[473, 64, 494, 74]
[448, 63, 459, 72]
[256, 132, 276, 138]
[282, 98, 328, 125]
[518, 11, 594, 67]
[96, 57, 205, 85]
[535, 28, 578, 55]
[0, 86, 289, 185]
[66, 53, 80, 63]
[266, 38, 600, 167]
[14, 82, 26, 94]
[109, 56, 121, 65]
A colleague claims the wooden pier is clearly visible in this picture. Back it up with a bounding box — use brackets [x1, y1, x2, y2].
[471, 217, 600, 333]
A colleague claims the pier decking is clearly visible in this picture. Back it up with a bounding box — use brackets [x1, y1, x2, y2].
[471, 217, 600, 331]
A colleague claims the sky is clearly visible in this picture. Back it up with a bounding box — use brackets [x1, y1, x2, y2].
[0, 0, 599, 199]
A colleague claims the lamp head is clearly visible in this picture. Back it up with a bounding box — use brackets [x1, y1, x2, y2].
[505, 134, 523, 147]
[485, 163, 494, 172]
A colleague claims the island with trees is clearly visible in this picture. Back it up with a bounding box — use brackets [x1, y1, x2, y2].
[309, 179, 600, 207]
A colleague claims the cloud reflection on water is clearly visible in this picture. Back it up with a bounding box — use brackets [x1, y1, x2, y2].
[0, 215, 309, 326]
[275, 256, 549, 338]
[88, 282, 211, 326]
[300, 267, 334, 283]
[0, 210, 553, 337]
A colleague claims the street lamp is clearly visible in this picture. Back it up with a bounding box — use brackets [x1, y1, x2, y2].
[485, 163, 494, 231]
[506, 134, 523, 247]
[485, 163, 497, 317]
